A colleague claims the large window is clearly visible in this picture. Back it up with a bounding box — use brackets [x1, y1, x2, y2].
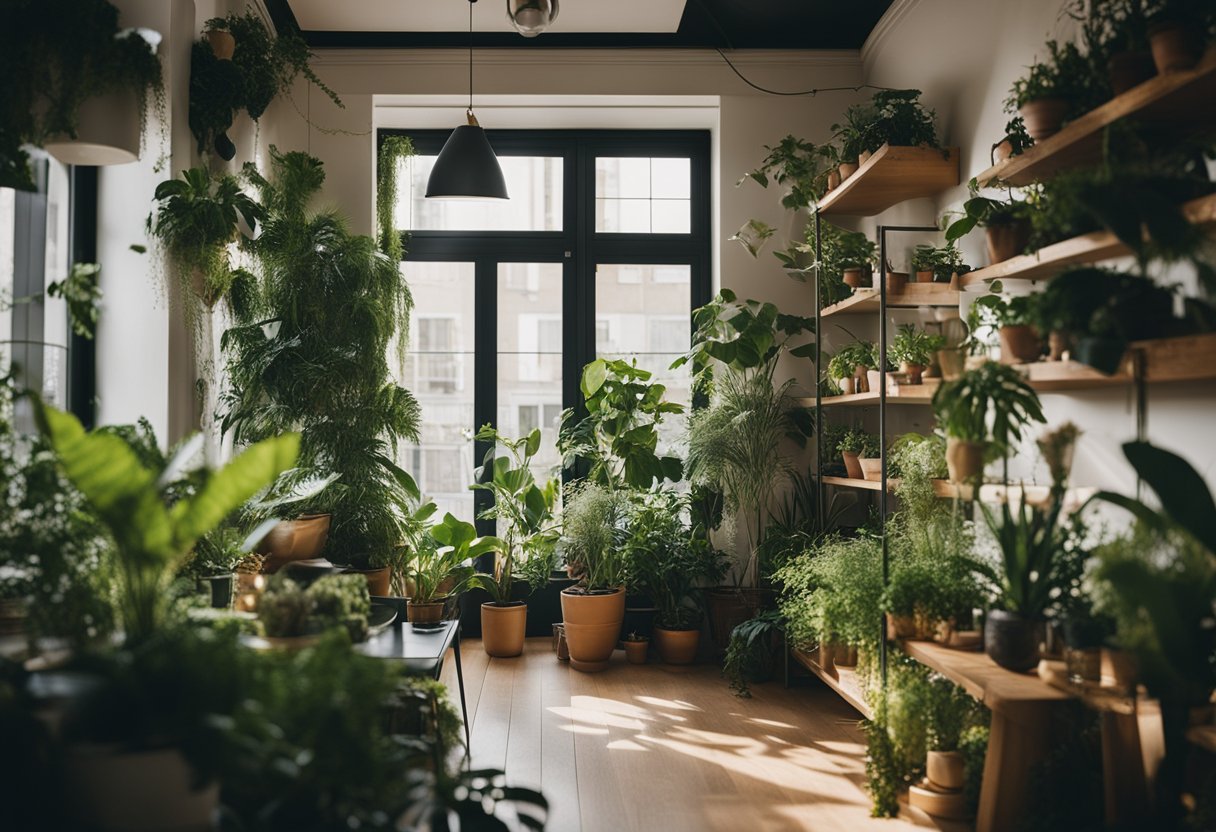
[383, 130, 711, 522]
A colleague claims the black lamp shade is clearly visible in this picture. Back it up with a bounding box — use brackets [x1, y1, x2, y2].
[424, 124, 509, 200]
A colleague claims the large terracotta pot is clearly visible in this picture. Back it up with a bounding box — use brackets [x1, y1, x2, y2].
[653, 627, 700, 665]
[64, 745, 219, 832]
[999, 325, 1042, 364]
[1148, 21, 1205, 73]
[482, 602, 527, 657]
[1019, 98, 1069, 141]
[407, 598, 447, 624]
[886, 271, 908, 295]
[561, 588, 626, 672]
[1108, 51, 1156, 94]
[841, 451, 864, 480]
[984, 609, 1040, 672]
[259, 514, 331, 573]
[985, 220, 1030, 265]
[945, 438, 986, 483]
[927, 750, 966, 791]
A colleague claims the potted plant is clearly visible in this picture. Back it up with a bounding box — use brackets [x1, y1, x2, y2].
[202, 17, 235, 60]
[830, 100, 876, 177]
[406, 513, 485, 625]
[1083, 0, 1157, 93]
[837, 229, 878, 289]
[1005, 40, 1095, 141]
[471, 426, 560, 658]
[258, 572, 373, 644]
[181, 525, 248, 608]
[560, 482, 628, 672]
[972, 286, 1043, 365]
[1145, 0, 1211, 73]
[891, 324, 945, 384]
[857, 433, 883, 482]
[623, 632, 649, 665]
[991, 116, 1033, 164]
[836, 428, 870, 480]
[861, 88, 940, 152]
[911, 242, 962, 284]
[723, 611, 785, 697]
[737, 134, 836, 213]
[923, 674, 983, 793]
[932, 361, 1046, 483]
[945, 181, 1034, 266]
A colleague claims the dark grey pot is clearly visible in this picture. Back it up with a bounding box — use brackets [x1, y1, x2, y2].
[205, 574, 234, 609]
[984, 609, 1040, 672]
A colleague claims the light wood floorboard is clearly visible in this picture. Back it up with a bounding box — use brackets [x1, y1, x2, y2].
[441, 638, 946, 832]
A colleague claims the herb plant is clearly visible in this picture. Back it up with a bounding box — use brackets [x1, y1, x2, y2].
[890, 324, 945, 367]
[560, 481, 627, 592]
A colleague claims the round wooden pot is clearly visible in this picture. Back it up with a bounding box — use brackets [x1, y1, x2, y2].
[945, 437, 986, 483]
[985, 220, 1030, 265]
[482, 602, 528, 658]
[64, 745, 219, 832]
[886, 271, 908, 295]
[915, 269, 935, 284]
[259, 514, 332, 573]
[407, 598, 447, 624]
[903, 362, 926, 384]
[926, 750, 966, 791]
[624, 640, 649, 665]
[999, 324, 1042, 364]
[841, 451, 864, 480]
[1148, 21, 1205, 73]
[561, 588, 626, 672]
[1107, 51, 1157, 94]
[859, 456, 882, 482]
[206, 29, 236, 60]
[826, 168, 841, 190]
[654, 627, 700, 665]
[838, 161, 859, 180]
[1019, 98, 1069, 141]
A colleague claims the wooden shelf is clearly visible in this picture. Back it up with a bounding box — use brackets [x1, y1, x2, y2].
[790, 647, 872, 719]
[821, 475, 958, 497]
[799, 382, 939, 408]
[976, 46, 1216, 187]
[817, 144, 960, 216]
[1015, 333, 1216, 389]
[902, 639, 1072, 710]
[962, 193, 1216, 286]
[821, 284, 961, 317]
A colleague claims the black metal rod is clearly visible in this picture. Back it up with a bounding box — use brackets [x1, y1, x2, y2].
[814, 210, 823, 524]
[878, 224, 888, 681]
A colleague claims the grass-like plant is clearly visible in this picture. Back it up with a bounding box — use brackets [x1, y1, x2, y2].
[560, 481, 627, 593]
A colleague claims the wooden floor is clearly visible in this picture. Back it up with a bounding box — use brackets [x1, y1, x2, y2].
[440, 638, 941, 832]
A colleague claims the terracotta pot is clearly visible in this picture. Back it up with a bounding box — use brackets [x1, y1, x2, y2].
[841, 451, 864, 480]
[842, 267, 866, 289]
[482, 602, 528, 658]
[937, 348, 966, 381]
[999, 324, 1042, 365]
[985, 220, 1030, 265]
[859, 456, 882, 482]
[915, 269, 935, 284]
[561, 588, 626, 672]
[826, 169, 841, 190]
[624, 639, 649, 665]
[854, 365, 870, 393]
[833, 643, 858, 667]
[64, 745, 219, 832]
[347, 566, 391, 597]
[858, 149, 873, 165]
[1108, 51, 1157, 94]
[259, 514, 332, 573]
[706, 588, 773, 652]
[886, 271, 908, 295]
[837, 375, 856, 395]
[926, 750, 966, 791]
[1047, 330, 1070, 361]
[207, 29, 236, 60]
[1019, 98, 1069, 141]
[903, 362, 926, 384]
[993, 139, 1014, 164]
[839, 161, 859, 180]
[407, 598, 447, 624]
[654, 627, 700, 665]
[1149, 21, 1205, 73]
[817, 641, 836, 674]
[985, 609, 1040, 672]
[945, 437, 986, 483]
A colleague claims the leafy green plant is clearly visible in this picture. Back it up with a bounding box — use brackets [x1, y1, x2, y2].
[774, 533, 884, 650]
[890, 324, 945, 367]
[831, 100, 878, 163]
[889, 433, 948, 519]
[47, 262, 102, 339]
[180, 524, 247, 580]
[859, 89, 939, 152]
[738, 134, 836, 211]
[1, 0, 164, 191]
[1005, 40, 1100, 116]
[470, 426, 560, 603]
[377, 135, 415, 263]
[259, 573, 372, 642]
[221, 147, 420, 569]
[945, 180, 1035, 243]
[410, 512, 490, 603]
[827, 339, 874, 381]
[560, 481, 627, 592]
[723, 610, 784, 697]
[992, 117, 1034, 162]
[837, 427, 873, 456]
[910, 242, 963, 280]
[971, 284, 1040, 330]
[932, 361, 1046, 448]
[559, 358, 684, 489]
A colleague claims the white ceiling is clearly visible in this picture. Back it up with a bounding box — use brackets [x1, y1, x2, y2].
[288, 0, 688, 34]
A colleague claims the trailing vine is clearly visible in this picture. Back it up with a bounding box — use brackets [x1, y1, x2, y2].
[377, 135, 415, 265]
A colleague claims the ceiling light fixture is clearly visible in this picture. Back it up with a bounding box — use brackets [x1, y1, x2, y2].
[425, 0, 509, 200]
[506, 0, 559, 37]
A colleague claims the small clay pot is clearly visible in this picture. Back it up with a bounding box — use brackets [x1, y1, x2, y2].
[826, 168, 841, 190]
[992, 139, 1014, 164]
[1107, 51, 1157, 95]
[903, 362, 926, 384]
[858, 149, 873, 165]
[985, 220, 1030, 265]
[407, 598, 447, 624]
[348, 566, 391, 597]
[886, 271, 908, 295]
[842, 451, 864, 480]
[999, 324, 1042, 364]
[654, 627, 700, 665]
[1019, 98, 1069, 142]
[945, 437, 985, 483]
[839, 161, 859, 180]
[1148, 20, 1205, 74]
[926, 750, 966, 791]
[624, 639, 649, 665]
[837, 375, 856, 395]
[206, 29, 236, 61]
[842, 267, 866, 289]
[859, 456, 882, 482]
[887, 614, 917, 640]
[915, 269, 935, 284]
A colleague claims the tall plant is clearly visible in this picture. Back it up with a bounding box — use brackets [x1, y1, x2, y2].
[221, 147, 421, 570]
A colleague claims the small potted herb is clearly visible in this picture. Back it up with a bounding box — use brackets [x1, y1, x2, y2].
[991, 116, 1033, 164]
[945, 180, 1034, 266]
[406, 513, 485, 625]
[857, 433, 883, 482]
[830, 100, 876, 176]
[837, 428, 872, 480]
[837, 230, 878, 289]
[972, 285, 1043, 365]
[911, 242, 961, 284]
[862, 89, 939, 152]
[623, 632, 649, 665]
[891, 324, 946, 384]
[1004, 40, 1093, 141]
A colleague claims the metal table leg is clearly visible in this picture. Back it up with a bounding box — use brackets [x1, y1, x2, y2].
[453, 623, 471, 752]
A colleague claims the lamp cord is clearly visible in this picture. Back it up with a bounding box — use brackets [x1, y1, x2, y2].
[468, 0, 474, 111]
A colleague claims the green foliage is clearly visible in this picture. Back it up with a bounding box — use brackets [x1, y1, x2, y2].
[179, 524, 247, 580]
[258, 574, 372, 642]
[889, 433, 947, 511]
[774, 533, 885, 650]
[960, 725, 990, 817]
[37, 403, 297, 642]
[222, 147, 420, 569]
[1005, 40, 1101, 116]
[890, 324, 945, 367]
[189, 12, 342, 157]
[932, 361, 1046, 447]
[0, 0, 164, 191]
[410, 511, 491, 602]
[994, 116, 1034, 160]
[910, 241, 963, 279]
[859, 89, 939, 152]
[738, 134, 836, 211]
[945, 180, 1035, 243]
[723, 610, 784, 697]
[47, 262, 102, 339]
[972, 284, 1040, 330]
[470, 425, 559, 602]
[977, 492, 1079, 618]
[823, 224, 878, 271]
[377, 135, 415, 263]
[836, 427, 872, 456]
[560, 481, 627, 592]
[559, 358, 683, 490]
[830, 100, 877, 162]
[827, 339, 874, 380]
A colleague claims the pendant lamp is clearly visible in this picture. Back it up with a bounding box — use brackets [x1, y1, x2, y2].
[426, 0, 509, 200]
[506, 0, 559, 37]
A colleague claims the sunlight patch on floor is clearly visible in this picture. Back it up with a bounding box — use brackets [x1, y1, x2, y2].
[635, 695, 701, 711]
[606, 738, 651, 751]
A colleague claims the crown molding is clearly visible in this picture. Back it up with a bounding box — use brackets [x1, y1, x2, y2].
[312, 47, 862, 70]
[860, 0, 921, 72]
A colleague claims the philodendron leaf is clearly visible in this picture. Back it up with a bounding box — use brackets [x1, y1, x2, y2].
[1122, 440, 1216, 555]
[580, 359, 607, 399]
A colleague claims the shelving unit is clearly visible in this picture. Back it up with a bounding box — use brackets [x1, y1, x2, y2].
[790, 647, 872, 719]
[821, 475, 958, 497]
[962, 192, 1216, 286]
[820, 284, 959, 317]
[803, 384, 938, 408]
[976, 46, 1216, 187]
[817, 144, 960, 216]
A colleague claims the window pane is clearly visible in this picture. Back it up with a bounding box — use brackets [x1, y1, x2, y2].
[595, 199, 651, 233]
[652, 199, 691, 234]
[397, 261, 475, 519]
[595, 157, 651, 199]
[651, 157, 690, 199]
[399, 155, 563, 232]
[498, 263, 563, 482]
[594, 156, 691, 234]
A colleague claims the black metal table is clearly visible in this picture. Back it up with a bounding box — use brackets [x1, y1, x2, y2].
[357, 619, 470, 748]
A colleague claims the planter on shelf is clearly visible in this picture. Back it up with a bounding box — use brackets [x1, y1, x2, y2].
[833, 642, 858, 667]
[859, 456, 883, 482]
[64, 745, 219, 832]
[984, 608, 1040, 672]
[999, 325, 1042, 365]
[888, 613, 918, 640]
[653, 627, 699, 665]
[837, 375, 856, 396]
[1047, 330, 1070, 361]
[886, 271, 908, 295]
[985, 220, 1030, 265]
[258, 514, 331, 573]
[842, 267, 868, 289]
[407, 598, 447, 624]
[624, 638, 649, 665]
[1019, 98, 1069, 142]
[841, 450, 864, 480]
[561, 587, 626, 672]
[706, 587, 772, 653]
[839, 161, 859, 180]
[866, 369, 883, 395]
[926, 750, 966, 791]
[945, 437, 986, 483]
[826, 168, 841, 190]
[993, 139, 1014, 164]
[901, 362, 927, 385]
[1108, 51, 1157, 94]
[854, 365, 870, 393]
[817, 641, 836, 675]
[1102, 646, 1139, 694]
[205, 574, 234, 608]
[915, 269, 934, 284]
[1148, 20, 1206, 73]
[482, 601, 528, 658]
[1074, 336, 1126, 374]
[858, 149, 873, 165]
[346, 566, 391, 597]
[206, 29, 236, 60]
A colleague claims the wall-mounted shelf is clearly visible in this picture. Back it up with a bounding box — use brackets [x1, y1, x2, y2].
[821, 284, 960, 317]
[962, 192, 1216, 286]
[821, 475, 957, 497]
[976, 46, 1216, 187]
[1022, 333, 1216, 388]
[800, 383, 938, 408]
[790, 647, 872, 719]
[816, 144, 960, 216]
